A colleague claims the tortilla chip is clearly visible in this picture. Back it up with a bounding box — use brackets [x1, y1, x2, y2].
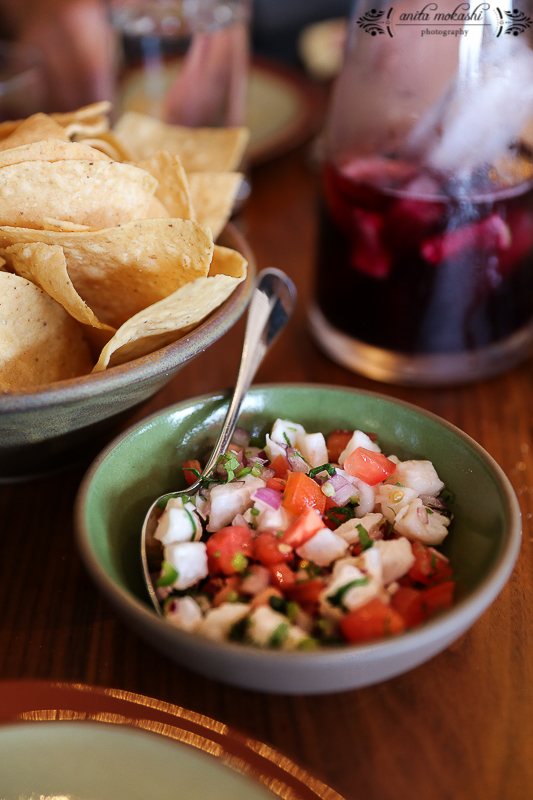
[187, 172, 243, 240]
[0, 159, 157, 229]
[41, 218, 98, 232]
[0, 271, 94, 388]
[137, 151, 194, 220]
[93, 243, 247, 370]
[0, 138, 112, 169]
[0, 113, 70, 152]
[0, 218, 214, 328]
[4, 242, 114, 330]
[51, 101, 112, 127]
[78, 131, 133, 161]
[113, 111, 249, 171]
[145, 196, 171, 218]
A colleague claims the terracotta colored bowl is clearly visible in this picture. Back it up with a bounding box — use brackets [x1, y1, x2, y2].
[75, 384, 522, 694]
[0, 225, 254, 482]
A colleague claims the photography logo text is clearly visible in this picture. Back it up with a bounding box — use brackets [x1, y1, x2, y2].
[357, 3, 532, 38]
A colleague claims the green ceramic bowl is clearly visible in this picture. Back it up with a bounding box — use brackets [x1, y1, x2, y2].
[75, 384, 522, 694]
[0, 225, 254, 482]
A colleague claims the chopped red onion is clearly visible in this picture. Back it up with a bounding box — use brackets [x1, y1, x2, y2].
[232, 513, 250, 527]
[323, 472, 354, 506]
[240, 564, 270, 595]
[287, 447, 309, 473]
[252, 487, 282, 509]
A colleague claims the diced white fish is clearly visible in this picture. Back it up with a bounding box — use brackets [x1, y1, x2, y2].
[198, 602, 250, 641]
[207, 475, 266, 532]
[296, 527, 349, 566]
[375, 483, 418, 525]
[244, 501, 295, 532]
[320, 561, 381, 617]
[336, 512, 384, 545]
[165, 595, 203, 632]
[248, 605, 309, 649]
[338, 430, 381, 466]
[154, 497, 202, 546]
[165, 541, 208, 590]
[294, 431, 328, 468]
[264, 419, 306, 461]
[386, 459, 444, 497]
[374, 537, 416, 585]
[393, 498, 451, 545]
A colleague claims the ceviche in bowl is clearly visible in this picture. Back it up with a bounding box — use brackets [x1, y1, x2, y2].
[75, 384, 521, 694]
[150, 420, 456, 649]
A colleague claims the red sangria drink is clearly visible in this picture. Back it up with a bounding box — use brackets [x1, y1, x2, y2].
[311, 155, 533, 383]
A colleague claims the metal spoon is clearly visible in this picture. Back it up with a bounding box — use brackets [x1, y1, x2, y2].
[141, 267, 297, 614]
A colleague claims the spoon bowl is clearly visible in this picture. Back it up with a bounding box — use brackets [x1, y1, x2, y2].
[141, 268, 297, 613]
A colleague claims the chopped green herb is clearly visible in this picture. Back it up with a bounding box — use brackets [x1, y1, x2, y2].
[229, 617, 249, 641]
[270, 622, 290, 648]
[297, 637, 319, 651]
[156, 560, 179, 587]
[231, 550, 248, 572]
[325, 505, 355, 526]
[236, 466, 252, 479]
[283, 432, 292, 446]
[268, 595, 286, 614]
[357, 524, 373, 551]
[308, 463, 336, 480]
[183, 505, 198, 539]
[286, 601, 300, 621]
[251, 462, 263, 478]
[440, 488, 455, 504]
[328, 577, 370, 609]
[250, 507, 260, 517]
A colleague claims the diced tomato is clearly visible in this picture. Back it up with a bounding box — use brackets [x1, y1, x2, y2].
[269, 562, 296, 591]
[182, 459, 201, 486]
[280, 506, 324, 548]
[206, 525, 254, 576]
[340, 598, 405, 643]
[408, 540, 453, 586]
[212, 575, 241, 607]
[420, 581, 455, 616]
[391, 586, 426, 628]
[254, 531, 293, 566]
[326, 429, 353, 463]
[343, 447, 396, 485]
[282, 471, 327, 515]
[266, 476, 286, 492]
[285, 578, 326, 612]
[269, 453, 290, 479]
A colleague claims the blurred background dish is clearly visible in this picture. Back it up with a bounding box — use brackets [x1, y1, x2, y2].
[0, 224, 254, 483]
[75, 383, 521, 694]
[0, 681, 340, 800]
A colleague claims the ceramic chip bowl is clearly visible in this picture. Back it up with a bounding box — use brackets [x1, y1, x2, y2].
[0, 225, 254, 482]
[75, 384, 522, 694]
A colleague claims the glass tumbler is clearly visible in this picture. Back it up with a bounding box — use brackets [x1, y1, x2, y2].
[309, 0, 533, 385]
[110, 0, 250, 127]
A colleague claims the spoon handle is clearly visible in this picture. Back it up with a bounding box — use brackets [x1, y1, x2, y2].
[191, 268, 297, 486]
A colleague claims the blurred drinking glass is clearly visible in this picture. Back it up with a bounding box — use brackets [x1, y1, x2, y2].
[0, 41, 44, 122]
[109, 0, 250, 127]
[309, 0, 533, 385]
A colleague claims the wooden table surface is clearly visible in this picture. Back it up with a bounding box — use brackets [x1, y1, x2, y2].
[1, 132, 533, 800]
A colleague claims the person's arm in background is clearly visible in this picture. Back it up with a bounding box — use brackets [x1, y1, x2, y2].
[0, 0, 114, 112]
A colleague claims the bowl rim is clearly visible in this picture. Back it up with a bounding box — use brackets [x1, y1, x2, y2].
[75, 382, 523, 665]
[0, 223, 255, 412]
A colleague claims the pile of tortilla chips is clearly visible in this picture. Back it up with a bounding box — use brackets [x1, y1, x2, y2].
[0, 101, 249, 390]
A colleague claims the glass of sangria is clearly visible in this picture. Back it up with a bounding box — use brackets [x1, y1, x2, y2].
[309, 0, 533, 385]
